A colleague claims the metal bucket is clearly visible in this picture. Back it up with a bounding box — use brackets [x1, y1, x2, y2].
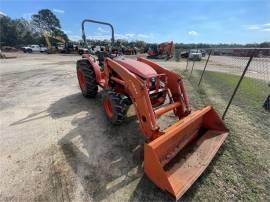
[144, 106, 228, 199]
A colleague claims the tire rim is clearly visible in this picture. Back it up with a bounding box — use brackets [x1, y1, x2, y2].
[77, 70, 86, 89]
[103, 97, 113, 118]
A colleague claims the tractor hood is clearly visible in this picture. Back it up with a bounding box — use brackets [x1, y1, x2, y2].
[114, 57, 157, 78]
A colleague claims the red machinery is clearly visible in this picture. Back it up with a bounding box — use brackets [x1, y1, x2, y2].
[76, 19, 228, 199]
[147, 41, 174, 60]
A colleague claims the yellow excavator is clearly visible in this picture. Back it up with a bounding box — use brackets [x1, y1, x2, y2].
[43, 33, 66, 54]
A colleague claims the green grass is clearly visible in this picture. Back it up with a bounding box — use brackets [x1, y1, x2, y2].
[187, 70, 269, 128]
[178, 70, 270, 201]
[203, 71, 268, 106]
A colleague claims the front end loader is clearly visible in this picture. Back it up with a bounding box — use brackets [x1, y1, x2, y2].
[76, 19, 228, 200]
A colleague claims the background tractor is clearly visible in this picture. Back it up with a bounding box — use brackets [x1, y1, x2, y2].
[147, 41, 174, 60]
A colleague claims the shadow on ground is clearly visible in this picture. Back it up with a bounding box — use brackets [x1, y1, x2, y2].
[46, 92, 225, 201]
[46, 93, 169, 201]
[8, 89, 226, 201]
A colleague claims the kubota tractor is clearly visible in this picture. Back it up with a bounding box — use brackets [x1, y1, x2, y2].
[76, 19, 229, 199]
[147, 41, 174, 60]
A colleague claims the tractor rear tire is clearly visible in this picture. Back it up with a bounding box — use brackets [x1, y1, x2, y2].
[102, 90, 128, 125]
[77, 60, 98, 98]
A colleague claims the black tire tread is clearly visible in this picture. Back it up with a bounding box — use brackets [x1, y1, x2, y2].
[103, 90, 128, 125]
[77, 60, 98, 98]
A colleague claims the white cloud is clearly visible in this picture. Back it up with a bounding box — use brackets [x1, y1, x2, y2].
[53, 8, 64, 14]
[63, 30, 72, 34]
[88, 34, 111, 40]
[188, 31, 198, 36]
[121, 33, 151, 40]
[125, 33, 135, 38]
[262, 28, 270, 32]
[69, 35, 81, 41]
[247, 25, 260, 30]
[115, 33, 128, 40]
[0, 11, 7, 16]
[69, 32, 152, 41]
[137, 34, 149, 38]
[263, 23, 270, 26]
[246, 22, 270, 31]
[97, 27, 109, 33]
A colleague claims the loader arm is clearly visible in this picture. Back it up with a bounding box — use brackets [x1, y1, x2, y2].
[105, 58, 162, 140]
[137, 57, 191, 117]
[43, 33, 52, 50]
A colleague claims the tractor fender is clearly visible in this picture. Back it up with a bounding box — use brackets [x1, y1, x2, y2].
[77, 54, 102, 83]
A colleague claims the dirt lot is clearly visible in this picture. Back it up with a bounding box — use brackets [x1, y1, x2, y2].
[186, 55, 270, 81]
[0, 53, 269, 201]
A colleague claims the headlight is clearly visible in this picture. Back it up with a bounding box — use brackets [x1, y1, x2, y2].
[150, 77, 156, 90]
[151, 77, 156, 83]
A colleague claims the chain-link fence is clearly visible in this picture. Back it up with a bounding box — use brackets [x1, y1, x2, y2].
[183, 48, 270, 122]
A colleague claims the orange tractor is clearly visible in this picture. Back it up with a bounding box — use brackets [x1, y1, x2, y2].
[76, 19, 228, 199]
[147, 41, 174, 60]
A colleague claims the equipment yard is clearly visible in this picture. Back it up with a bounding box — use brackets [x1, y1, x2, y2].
[0, 53, 269, 201]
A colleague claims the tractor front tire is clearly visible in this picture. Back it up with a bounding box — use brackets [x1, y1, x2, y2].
[77, 60, 98, 98]
[102, 90, 128, 125]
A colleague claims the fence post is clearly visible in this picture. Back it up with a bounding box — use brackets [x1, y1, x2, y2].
[222, 54, 254, 120]
[198, 50, 212, 87]
[185, 57, 189, 71]
[189, 60, 195, 77]
[190, 49, 199, 77]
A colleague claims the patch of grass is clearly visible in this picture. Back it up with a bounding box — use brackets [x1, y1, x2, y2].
[204, 71, 268, 106]
[178, 69, 270, 201]
[201, 71, 269, 132]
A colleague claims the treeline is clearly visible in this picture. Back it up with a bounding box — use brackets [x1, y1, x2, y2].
[85, 40, 270, 50]
[174, 42, 270, 49]
[0, 9, 68, 48]
[1, 9, 269, 49]
[85, 39, 270, 50]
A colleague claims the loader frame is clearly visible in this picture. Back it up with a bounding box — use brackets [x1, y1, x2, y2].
[80, 54, 192, 141]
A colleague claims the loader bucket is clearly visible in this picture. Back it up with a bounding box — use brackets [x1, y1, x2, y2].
[144, 106, 228, 199]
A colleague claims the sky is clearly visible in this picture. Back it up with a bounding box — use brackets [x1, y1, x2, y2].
[1, 0, 270, 44]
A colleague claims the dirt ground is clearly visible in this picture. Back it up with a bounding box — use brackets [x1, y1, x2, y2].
[0, 53, 269, 201]
[186, 55, 270, 81]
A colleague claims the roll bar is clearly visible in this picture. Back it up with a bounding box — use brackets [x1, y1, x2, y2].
[81, 19, 115, 48]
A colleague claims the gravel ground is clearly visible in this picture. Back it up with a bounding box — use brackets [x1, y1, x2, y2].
[0, 52, 269, 201]
[0, 53, 168, 201]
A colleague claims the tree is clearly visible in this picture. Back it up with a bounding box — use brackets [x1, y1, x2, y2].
[31, 9, 69, 43]
[116, 39, 128, 47]
[52, 28, 69, 41]
[31, 9, 69, 41]
[259, 42, 270, 48]
[14, 18, 37, 46]
[0, 16, 17, 46]
[31, 9, 61, 35]
[135, 40, 145, 48]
